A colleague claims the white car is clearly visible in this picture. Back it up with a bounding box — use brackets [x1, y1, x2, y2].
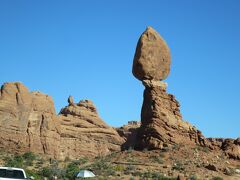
[0, 167, 28, 180]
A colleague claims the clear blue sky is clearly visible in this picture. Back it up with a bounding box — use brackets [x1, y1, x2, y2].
[0, 0, 239, 138]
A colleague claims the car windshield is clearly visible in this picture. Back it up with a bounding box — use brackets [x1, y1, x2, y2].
[0, 169, 25, 179]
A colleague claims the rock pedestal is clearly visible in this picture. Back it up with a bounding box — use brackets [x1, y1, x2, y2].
[137, 80, 208, 149]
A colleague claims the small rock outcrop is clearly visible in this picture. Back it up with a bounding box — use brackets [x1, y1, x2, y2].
[58, 99, 124, 159]
[132, 27, 211, 150]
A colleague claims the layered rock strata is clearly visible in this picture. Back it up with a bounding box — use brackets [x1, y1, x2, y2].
[58, 99, 124, 159]
[0, 82, 123, 159]
[137, 80, 210, 149]
[0, 82, 60, 157]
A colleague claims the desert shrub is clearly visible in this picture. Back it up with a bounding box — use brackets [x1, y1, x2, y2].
[4, 155, 24, 168]
[25, 169, 41, 180]
[106, 151, 118, 159]
[131, 171, 142, 176]
[124, 165, 135, 175]
[87, 158, 115, 176]
[202, 147, 209, 153]
[172, 162, 184, 171]
[211, 177, 223, 180]
[65, 161, 79, 179]
[40, 166, 52, 178]
[40, 165, 65, 179]
[190, 174, 198, 180]
[140, 171, 176, 180]
[23, 152, 36, 161]
[23, 152, 36, 166]
[114, 165, 125, 171]
[78, 157, 88, 164]
[195, 146, 209, 153]
[150, 156, 164, 164]
[35, 158, 45, 168]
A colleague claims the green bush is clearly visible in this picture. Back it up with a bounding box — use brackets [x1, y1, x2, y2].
[190, 175, 198, 180]
[65, 161, 79, 179]
[211, 177, 223, 180]
[172, 162, 185, 171]
[23, 152, 36, 161]
[139, 171, 177, 180]
[25, 169, 41, 180]
[114, 165, 125, 172]
[4, 155, 24, 168]
[40, 167, 52, 178]
[150, 156, 164, 164]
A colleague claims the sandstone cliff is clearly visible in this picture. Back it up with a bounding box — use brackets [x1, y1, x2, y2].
[0, 82, 60, 157]
[0, 82, 123, 159]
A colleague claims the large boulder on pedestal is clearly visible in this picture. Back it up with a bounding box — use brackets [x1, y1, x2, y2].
[132, 26, 171, 81]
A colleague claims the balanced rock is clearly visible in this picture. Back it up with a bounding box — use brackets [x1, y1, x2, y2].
[132, 26, 171, 81]
[132, 28, 211, 150]
[68, 95, 74, 106]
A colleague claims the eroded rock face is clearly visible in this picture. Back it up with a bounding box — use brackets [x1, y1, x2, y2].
[58, 100, 124, 159]
[116, 121, 141, 150]
[132, 26, 171, 81]
[0, 82, 123, 159]
[221, 139, 240, 160]
[0, 82, 60, 157]
[137, 81, 211, 149]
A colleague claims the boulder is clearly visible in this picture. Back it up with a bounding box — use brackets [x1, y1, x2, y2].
[132, 26, 171, 81]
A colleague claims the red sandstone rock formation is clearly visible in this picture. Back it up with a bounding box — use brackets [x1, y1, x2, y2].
[0, 82, 60, 157]
[0, 82, 123, 159]
[58, 98, 124, 159]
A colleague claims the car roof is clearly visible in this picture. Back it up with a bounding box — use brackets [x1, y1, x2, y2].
[0, 167, 25, 171]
